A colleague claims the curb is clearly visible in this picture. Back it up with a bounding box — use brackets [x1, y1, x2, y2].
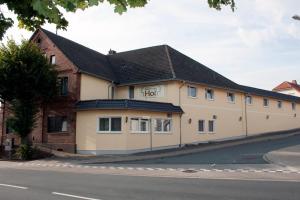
[79, 130, 300, 164]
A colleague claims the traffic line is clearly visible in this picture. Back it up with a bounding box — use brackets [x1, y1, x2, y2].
[0, 183, 28, 190]
[52, 192, 101, 200]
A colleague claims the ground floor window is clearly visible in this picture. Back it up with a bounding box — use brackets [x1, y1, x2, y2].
[154, 119, 172, 133]
[131, 118, 150, 133]
[47, 116, 68, 133]
[198, 120, 205, 133]
[98, 117, 121, 133]
[208, 120, 215, 133]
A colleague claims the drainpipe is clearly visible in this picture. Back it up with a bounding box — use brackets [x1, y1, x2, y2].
[1, 100, 5, 147]
[150, 118, 153, 151]
[178, 81, 185, 147]
[244, 93, 248, 137]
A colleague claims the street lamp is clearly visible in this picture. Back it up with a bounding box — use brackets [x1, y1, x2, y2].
[292, 15, 300, 21]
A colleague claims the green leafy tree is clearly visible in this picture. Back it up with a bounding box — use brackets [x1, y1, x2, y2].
[0, 39, 57, 158]
[0, 0, 235, 40]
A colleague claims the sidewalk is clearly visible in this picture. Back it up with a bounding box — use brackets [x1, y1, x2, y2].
[265, 144, 300, 168]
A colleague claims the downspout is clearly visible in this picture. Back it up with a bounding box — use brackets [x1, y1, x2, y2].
[244, 93, 248, 137]
[179, 81, 185, 147]
[0, 101, 4, 147]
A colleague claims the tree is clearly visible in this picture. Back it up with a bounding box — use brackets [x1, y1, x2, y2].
[0, 39, 57, 158]
[0, 0, 235, 40]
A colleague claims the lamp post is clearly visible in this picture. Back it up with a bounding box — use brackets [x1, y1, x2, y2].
[292, 15, 300, 21]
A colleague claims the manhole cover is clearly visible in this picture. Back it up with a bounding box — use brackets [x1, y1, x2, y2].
[182, 169, 198, 173]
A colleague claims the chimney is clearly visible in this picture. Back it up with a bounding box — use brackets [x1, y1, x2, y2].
[108, 49, 117, 55]
[292, 80, 298, 85]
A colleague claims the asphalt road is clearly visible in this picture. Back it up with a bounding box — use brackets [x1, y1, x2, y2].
[0, 168, 299, 200]
[122, 134, 300, 165]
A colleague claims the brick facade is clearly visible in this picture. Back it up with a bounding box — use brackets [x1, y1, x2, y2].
[0, 30, 80, 153]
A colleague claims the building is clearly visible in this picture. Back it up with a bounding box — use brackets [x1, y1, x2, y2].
[273, 80, 300, 97]
[1, 28, 300, 155]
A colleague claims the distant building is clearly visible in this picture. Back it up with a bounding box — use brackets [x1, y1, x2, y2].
[273, 80, 300, 97]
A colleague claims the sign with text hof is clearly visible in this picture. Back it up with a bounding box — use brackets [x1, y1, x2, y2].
[141, 85, 165, 98]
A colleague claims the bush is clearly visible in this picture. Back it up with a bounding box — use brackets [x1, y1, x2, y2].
[15, 144, 34, 160]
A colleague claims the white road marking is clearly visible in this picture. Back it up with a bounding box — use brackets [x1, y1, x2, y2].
[0, 183, 28, 190]
[52, 192, 101, 200]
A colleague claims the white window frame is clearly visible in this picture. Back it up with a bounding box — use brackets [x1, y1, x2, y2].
[263, 98, 269, 107]
[208, 120, 215, 133]
[50, 55, 56, 65]
[246, 95, 253, 105]
[187, 86, 197, 98]
[205, 88, 214, 101]
[227, 92, 235, 103]
[97, 117, 122, 134]
[198, 120, 205, 133]
[154, 118, 172, 134]
[130, 117, 150, 133]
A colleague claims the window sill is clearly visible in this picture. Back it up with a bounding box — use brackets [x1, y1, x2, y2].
[97, 131, 122, 134]
[206, 98, 214, 101]
[47, 131, 68, 135]
[198, 132, 206, 134]
[131, 131, 150, 134]
[154, 132, 172, 135]
[188, 96, 198, 99]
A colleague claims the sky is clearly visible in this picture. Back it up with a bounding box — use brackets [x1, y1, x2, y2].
[2, 0, 300, 90]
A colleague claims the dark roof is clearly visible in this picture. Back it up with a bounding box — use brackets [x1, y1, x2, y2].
[35, 29, 300, 103]
[240, 85, 300, 103]
[40, 29, 116, 81]
[76, 99, 184, 113]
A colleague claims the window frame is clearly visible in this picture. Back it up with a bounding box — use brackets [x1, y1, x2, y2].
[246, 95, 253, 105]
[187, 85, 197, 98]
[205, 88, 214, 101]
[50, 55, 56, 65]
[58, 76, 68, 96]
[198, 120, 205, 133]
[154, 118, 172, 134]
[97, 116, 122, 133]
[47, 116, 68, 133]
[208, 120, 215, 133]
[292, 102, 296, 110]
[227, 92, 235, 103]
[130, 117, 150, 133]
[263, 98, 269, 107]
[277, 101, 282, 109]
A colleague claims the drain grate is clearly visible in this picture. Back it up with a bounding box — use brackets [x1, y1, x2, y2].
[182, 169, 198, 173]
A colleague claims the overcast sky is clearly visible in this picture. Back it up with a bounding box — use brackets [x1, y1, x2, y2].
[3, 0, 300, 90]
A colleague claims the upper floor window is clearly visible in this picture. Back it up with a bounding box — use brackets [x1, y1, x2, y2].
[58, 77, 68, 96]
[6, 121, 13, 134]
[47, 116, 67, 133]
[98, 117, 121, 133]
[131, 118, 150, 133]
[292, 102, 296, 110]
[129, 86, 135, 99]
[227, 92, 235, 103]
[50, 55, 56, 65]
[263, 98, 269, 107]
[188, 86, 197, 97]
[277, 101, 282, 109]
[246, 95, 252, 105]
[154, 119, 172, 133]
[205, 89, 214, 100]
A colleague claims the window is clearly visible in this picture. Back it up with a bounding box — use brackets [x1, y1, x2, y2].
[98, 117, 121, 132]
[246, 95, 252, 105]
[154, 119, 172, 133]
[58, 77, 68, 96]
[263, 98, 269, 107]
[292, 102, 296, 110]
[208, 120, 215, 133]
[50, 55, 56, 65]
[205, 89, 214, 100]
[277, 101, 282, 109]
[129, 86, 135, 99]
[130, 118, 150, 133]
[188, 86, 197, 97]
[227, 92, 235, 103]
[198, 120, 205, 133]
[6, 121, 13, 134]
[47, 116, 67, 133]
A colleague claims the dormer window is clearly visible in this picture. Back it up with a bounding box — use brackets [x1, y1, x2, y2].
[50, 55, 56, 65]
